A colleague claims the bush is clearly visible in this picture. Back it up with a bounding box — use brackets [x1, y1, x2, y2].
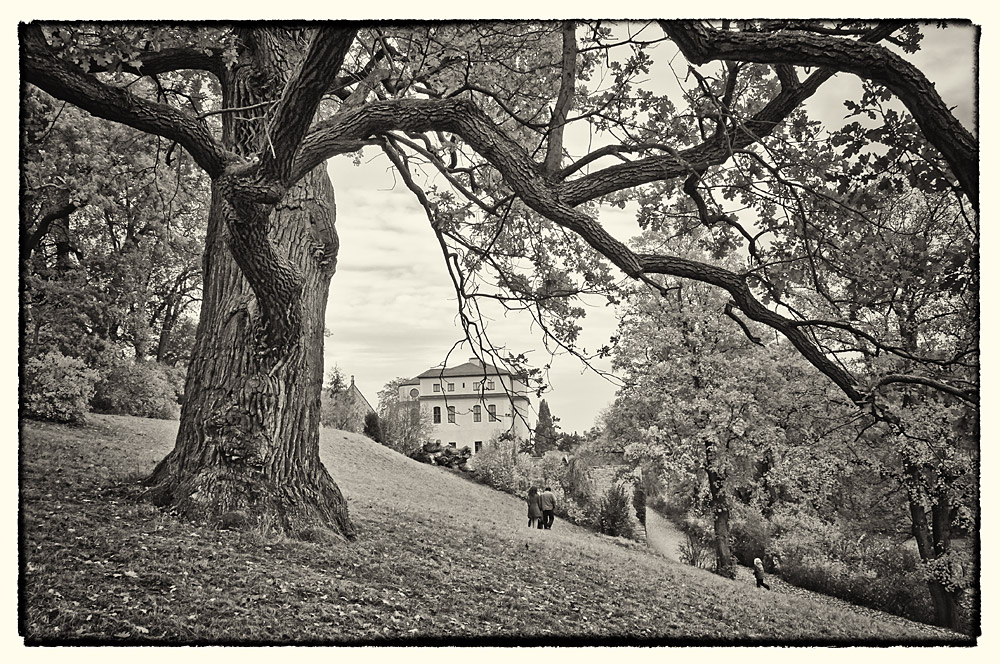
[362, 412, 383, 442]
[92, 358, 182, 419]
[632, 485, 646, 526]
[22, 350, 99, 423]
[560, 494, 599, 530]
[769, 509, 937, 625]
[598, 483, 636, 539]
[469, 438, 523, 493]
[729, 502, 771, 567]
[678, 515, 715, 569]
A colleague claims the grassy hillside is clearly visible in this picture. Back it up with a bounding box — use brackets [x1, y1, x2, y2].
[19, 414, 970, 645]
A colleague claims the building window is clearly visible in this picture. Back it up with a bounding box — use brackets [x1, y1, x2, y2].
[486, 380, 495, 390]
[473, 405, 481, 422]
[433, 384, 440, 392]
[448, 442, 457, 448]
[447, 406, 456, 423]
[488, 405, 498, 421]
[433, 407, 441, 424]
[448, 382, 455, 392]
[409, 388, 419, 398]
[475, 441, 483, 453]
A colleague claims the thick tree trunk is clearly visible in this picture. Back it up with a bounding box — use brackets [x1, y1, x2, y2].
[143, 165, 354, 540]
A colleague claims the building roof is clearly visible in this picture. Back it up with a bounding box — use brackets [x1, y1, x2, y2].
[415, 360, 513, 380]
[347, 377, 375, 415]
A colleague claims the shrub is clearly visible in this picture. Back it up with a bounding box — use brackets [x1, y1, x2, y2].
[469, 437, 522, 493]
[92, 358, 181, 419]
[632, 485, 646, 526]
[769, 509, 938, 625]
[560, 494, 599, 530]
[597, 483, 636, 539]
[362, 412, 383, 442]
[677, 515, 715, 569]
[729, 502, 770, 567]
[22, 350, 99, 423]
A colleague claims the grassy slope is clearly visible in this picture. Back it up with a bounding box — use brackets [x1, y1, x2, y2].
[19, 414, 970, 645]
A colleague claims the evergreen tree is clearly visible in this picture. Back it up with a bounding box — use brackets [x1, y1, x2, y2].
[534, 399, 559, 455]
[363, 412, 383, 443]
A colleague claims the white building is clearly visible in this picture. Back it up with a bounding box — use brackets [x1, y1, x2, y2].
[398, 357, 532, 454]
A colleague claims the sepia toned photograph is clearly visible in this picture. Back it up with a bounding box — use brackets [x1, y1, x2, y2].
[17, 15, 980, 647]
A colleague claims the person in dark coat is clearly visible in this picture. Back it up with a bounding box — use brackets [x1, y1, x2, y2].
[526, 487, 543, 528]
[753, 557, 770, 590]
[538, 487, 556, 529]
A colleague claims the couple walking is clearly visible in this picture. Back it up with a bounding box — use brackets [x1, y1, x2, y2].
[527, 486, 556, 530]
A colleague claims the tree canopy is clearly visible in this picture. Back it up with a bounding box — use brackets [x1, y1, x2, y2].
[20, 21, 977, 592]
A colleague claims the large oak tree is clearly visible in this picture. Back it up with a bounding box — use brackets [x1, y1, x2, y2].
[21, 20, 977, 603]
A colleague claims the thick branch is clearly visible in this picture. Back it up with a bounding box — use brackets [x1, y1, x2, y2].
[873, 374, 978, 405]
[661, 20, 978, 209]
[21, 194, 82, 262]
[260, 26, 357, 185]
[88, 47, 224, 78]
[20, 23, 231, 178]
[637, 253, 867, 405]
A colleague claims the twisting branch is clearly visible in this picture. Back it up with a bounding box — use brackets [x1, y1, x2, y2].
[682, 169, 762, 261]
[20, 23, 231, 178]
[724, 301, 764, 346]
[660, 19, 978, 210]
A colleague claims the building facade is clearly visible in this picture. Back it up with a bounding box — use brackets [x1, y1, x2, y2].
[399, 357, 532, 454]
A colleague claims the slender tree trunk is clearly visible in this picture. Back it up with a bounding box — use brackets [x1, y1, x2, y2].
[896, 313, 964, 631]
[705, 438, 735, 578]
[905, 464, 961, 630]
[144, 165, 354, 539]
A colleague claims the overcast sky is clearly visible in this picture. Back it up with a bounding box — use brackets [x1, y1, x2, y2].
[322, 22, 978, 435]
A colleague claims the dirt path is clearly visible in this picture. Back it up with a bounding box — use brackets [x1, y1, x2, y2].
[642, 508, 959, 638]
[644, 509, 686, 563]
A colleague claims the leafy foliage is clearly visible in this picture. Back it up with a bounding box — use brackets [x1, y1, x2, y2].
[597, 483, 636, 539]
[92, 357, 184, 420]
[362, 412, 383, 443]
[22, 350, 99, 423]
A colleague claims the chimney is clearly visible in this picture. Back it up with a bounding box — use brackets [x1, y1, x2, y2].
[350, 375, 355, 386]
[468, 357, 481, 367]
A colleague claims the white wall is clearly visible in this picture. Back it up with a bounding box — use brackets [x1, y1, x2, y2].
[400, 369, 532, 453]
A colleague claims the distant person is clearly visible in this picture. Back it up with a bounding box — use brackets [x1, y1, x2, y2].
[526, 487, 543, 528]
[753, 557, 770, 590]
[539, 486, 556, 529]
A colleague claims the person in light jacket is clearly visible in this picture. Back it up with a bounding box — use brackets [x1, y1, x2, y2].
[526, 487, 543, 528]
[538, 487, 557, 530]
[753, 557, 770, 590]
